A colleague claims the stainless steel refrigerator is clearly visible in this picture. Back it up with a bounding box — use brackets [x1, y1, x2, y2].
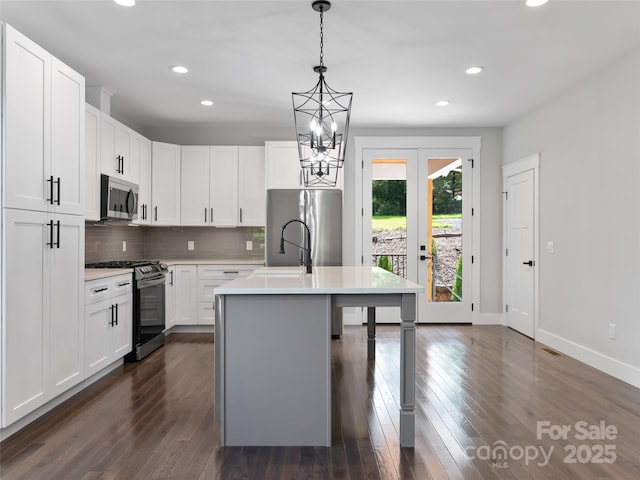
[266, 189, 342, 268]
[266, 189, 343, 335]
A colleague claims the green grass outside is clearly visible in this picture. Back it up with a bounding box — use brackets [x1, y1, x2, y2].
[372, 215, 455, 230]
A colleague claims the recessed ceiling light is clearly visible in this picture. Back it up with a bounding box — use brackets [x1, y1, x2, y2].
[114, 0, 135, 6]
[465, 66, 484, 75]
[526, 0, 548, 6]
[170, 65, 189, 74]
[435, 100, 450, 107]
[200, 100, 214, 107]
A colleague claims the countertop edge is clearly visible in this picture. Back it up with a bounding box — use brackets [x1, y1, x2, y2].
[85, 268, 134, 282]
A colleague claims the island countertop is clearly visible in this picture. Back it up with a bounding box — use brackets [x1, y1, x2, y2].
[214, 266, 424, 295]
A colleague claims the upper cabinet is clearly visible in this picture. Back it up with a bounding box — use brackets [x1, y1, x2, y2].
[134, 134, 152, 225]
[151, 141, 181, 225]
[180, 146, 265, 227]
[3, 24, 85, 215]
[265, 141, 342, 190]
[101, 113, 138, 184]
[85, 103, 101, 221]
[238, 146, 266, 226]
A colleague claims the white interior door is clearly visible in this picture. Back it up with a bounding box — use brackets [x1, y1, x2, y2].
[504, 168, 536, 337]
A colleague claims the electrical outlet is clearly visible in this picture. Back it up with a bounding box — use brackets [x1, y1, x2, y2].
[122, 240, 127, 252]
[246, 240, 253, 251]
[547, 241, 554, 254]
[609, 323, 616, 340]
[187, 240, 195, 251]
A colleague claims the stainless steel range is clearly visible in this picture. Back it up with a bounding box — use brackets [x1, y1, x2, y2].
[86, 260, 168, 361]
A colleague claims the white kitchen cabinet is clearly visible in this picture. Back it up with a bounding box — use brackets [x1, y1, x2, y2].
[85, 103, 101, 220]
[210, 146, 240, 226]
[238, 146, 266, 226]
[152, 141, 181, 225]
[134, 134, 152, 225]
[180, 146, 211, 226]
[2, 209, 84, 427]
[101, 113, 138, 184]
[181, 145, 265, 227]
[175, 265, 198, 325]
[265, 141, 342, 190]
[3, 24, 85, 215]
[197, 265, 257, 325]
[84, 274, 133, 378]
[165, 266, 176, 330]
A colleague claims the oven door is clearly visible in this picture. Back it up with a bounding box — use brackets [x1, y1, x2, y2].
[136, 274, 166, 343]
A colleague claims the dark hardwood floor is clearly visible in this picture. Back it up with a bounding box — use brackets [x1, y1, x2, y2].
[1, 326, 639, 479]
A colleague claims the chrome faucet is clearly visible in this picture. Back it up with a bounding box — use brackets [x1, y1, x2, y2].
[279, 219, 313, 274]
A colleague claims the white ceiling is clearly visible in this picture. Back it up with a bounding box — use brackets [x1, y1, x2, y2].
[2, 0, 640, 131]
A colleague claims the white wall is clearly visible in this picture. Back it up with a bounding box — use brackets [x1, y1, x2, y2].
[503, 46, 640, 386]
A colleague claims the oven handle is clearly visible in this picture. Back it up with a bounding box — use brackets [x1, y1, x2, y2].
[137, 274, 166, 289]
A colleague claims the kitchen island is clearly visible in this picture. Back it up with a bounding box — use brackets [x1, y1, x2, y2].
[214, 266, 423, 448]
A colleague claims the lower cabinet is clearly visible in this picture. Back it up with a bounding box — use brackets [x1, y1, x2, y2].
[84, 274, 133, 378]
[171, 264, 258, 326]
[2, 208, 84, 427]
[165, 266, 176, 330]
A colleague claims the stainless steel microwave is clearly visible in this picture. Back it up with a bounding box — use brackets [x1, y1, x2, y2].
[100, 174, 139, 222]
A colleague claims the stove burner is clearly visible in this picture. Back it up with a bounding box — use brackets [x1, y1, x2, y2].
[85, 260, 157, 269]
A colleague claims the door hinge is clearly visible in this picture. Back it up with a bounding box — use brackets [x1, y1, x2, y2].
[471, 303, 474, 311]
[361, 207, 364, 216]
[468, 158, 474, 168]
[502, 191, 508, 201]
[361, 255, 364, 264]
[505, 248, 508, 256]
[362, 160, 364, 169]
[506, 304, 509, 312]
[471, 255, 474, 264]
[471, 207, 474, 216]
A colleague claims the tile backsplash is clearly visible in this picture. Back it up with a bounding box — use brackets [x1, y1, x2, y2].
[85, 224, 265, 264]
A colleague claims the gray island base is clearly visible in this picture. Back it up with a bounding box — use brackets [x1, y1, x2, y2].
[214, 266, 423, 448]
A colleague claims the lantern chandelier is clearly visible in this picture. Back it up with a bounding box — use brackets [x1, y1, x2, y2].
[292, 0, 352, 187]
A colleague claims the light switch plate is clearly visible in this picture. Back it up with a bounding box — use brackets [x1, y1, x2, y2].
[547, 241, 554, 254]
[246, 241, 253, 251]
[188, 240, 195, 251]
[122, 240, 127, 252]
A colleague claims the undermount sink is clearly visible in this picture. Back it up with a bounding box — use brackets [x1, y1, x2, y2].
[252, 267, 305, 277]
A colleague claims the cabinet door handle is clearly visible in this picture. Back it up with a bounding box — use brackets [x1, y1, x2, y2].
[93, 287, 108, 293]
[46, 220, 54, 248]
[109, 304, 115, 327]
[205, 207, 207, 223]
[116, 156, 121, 174]
[239, 207, 243, 224]
[55, 177, 61, 205]
[55, 220, 60, 248]
[117, 281, 130, 287]
[154, 206, 158, 222]
[115, 303, 119, 326]
[170, 270, 174, 286]
[47, 175, 55, 204]
[223, 271, 239, 275]
[121, 157, 125, 176]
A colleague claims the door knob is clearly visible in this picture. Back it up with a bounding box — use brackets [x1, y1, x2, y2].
[522, 260, 534, 266]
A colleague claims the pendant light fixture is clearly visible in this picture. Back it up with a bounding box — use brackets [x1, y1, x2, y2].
[292, 0, 352, 187]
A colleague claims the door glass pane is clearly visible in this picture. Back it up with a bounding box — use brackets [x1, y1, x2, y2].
[427, 158, 462, 302]
[370, 159, 407, 278]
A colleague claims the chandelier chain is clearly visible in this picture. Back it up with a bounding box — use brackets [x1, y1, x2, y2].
[319, 7, 324, 68]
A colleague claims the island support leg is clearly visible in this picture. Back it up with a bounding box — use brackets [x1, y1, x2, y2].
[367, 306, 376, 359]
[399, 293, 416, 448]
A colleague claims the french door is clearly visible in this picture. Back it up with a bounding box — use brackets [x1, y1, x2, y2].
[362, 147, 473, 324]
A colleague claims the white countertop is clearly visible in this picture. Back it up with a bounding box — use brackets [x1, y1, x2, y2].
[85, 268, 133, 281]
[214, 266, 424, 295]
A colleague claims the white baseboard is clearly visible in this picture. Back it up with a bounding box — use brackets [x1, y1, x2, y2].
[536, 328, 640, 388]
[474, 313, 504, 325]
[1, 360, 123, 443]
